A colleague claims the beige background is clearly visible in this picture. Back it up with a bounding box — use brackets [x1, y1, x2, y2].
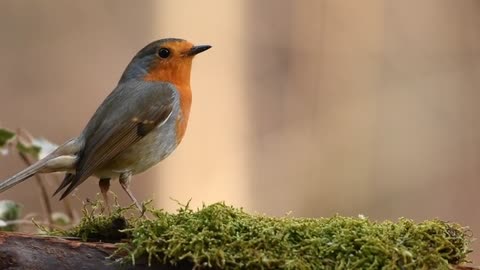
[1, 0, 480, 263]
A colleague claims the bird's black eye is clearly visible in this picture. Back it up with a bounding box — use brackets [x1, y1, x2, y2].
[158, 48, 170, 58]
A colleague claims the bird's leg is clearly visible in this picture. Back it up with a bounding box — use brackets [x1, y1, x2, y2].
[98, 178, 111, 214]
[119, 172, 144, 213]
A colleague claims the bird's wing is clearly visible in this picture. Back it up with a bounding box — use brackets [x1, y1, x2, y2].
[54, 81, 177, 199]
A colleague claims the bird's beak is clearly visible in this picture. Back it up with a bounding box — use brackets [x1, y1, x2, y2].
[187, 45, 212, 56]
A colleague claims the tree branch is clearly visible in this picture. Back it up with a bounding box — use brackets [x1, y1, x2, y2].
[0, 232, 194, 270]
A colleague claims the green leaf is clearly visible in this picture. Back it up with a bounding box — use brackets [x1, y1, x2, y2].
[0, 128, 15, 147]
[16, 141, 41, 159]
[32, 137, 58, 159]
[0, 200, 21, 232]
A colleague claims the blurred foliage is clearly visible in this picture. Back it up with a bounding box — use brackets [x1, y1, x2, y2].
[0, 127, 57, 159]
[0, 200, 21, 231]
[0, 127, 70, 231]
[16, 141, 41, 158]
[55, 201, 472, 269]
[0, 128, 15, 155]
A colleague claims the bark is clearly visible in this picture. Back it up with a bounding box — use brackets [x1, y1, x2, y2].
[0, 232, 193, 270]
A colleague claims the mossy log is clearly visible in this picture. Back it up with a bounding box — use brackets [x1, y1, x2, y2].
[0, 232, 477, 270]
[1, 203, 478, 269]
[0, 232, 193, 270]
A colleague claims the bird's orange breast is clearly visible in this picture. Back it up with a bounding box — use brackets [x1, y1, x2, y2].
[144, 60, 193, 144]
[173, 84, 192, 144]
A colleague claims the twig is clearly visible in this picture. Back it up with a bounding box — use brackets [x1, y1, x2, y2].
[2, 219, 50, 226]
[18, 152, 53, 229]
[16, 128, 77, 224]
[16, 128, 54, 229]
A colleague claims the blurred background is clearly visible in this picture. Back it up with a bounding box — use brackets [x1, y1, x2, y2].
[1, 0, 480, 262]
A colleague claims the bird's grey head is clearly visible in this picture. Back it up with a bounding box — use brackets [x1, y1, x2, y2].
[118, 38, 211, 84]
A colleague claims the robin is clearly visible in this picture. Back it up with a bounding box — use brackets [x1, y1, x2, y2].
[0, 38, 211, 211]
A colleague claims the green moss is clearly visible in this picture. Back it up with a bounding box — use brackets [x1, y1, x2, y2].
[60, 202, 472, 269]
[57, 200, 130, 242]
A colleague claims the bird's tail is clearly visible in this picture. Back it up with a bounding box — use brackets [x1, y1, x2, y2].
[0, 159, 50, 193]
[0, 138, 80, 193]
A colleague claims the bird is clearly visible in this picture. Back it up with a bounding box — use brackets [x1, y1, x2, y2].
[0, 38, 211, 211]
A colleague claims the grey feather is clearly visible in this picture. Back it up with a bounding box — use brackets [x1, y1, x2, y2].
[57, 80, 178, 199]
